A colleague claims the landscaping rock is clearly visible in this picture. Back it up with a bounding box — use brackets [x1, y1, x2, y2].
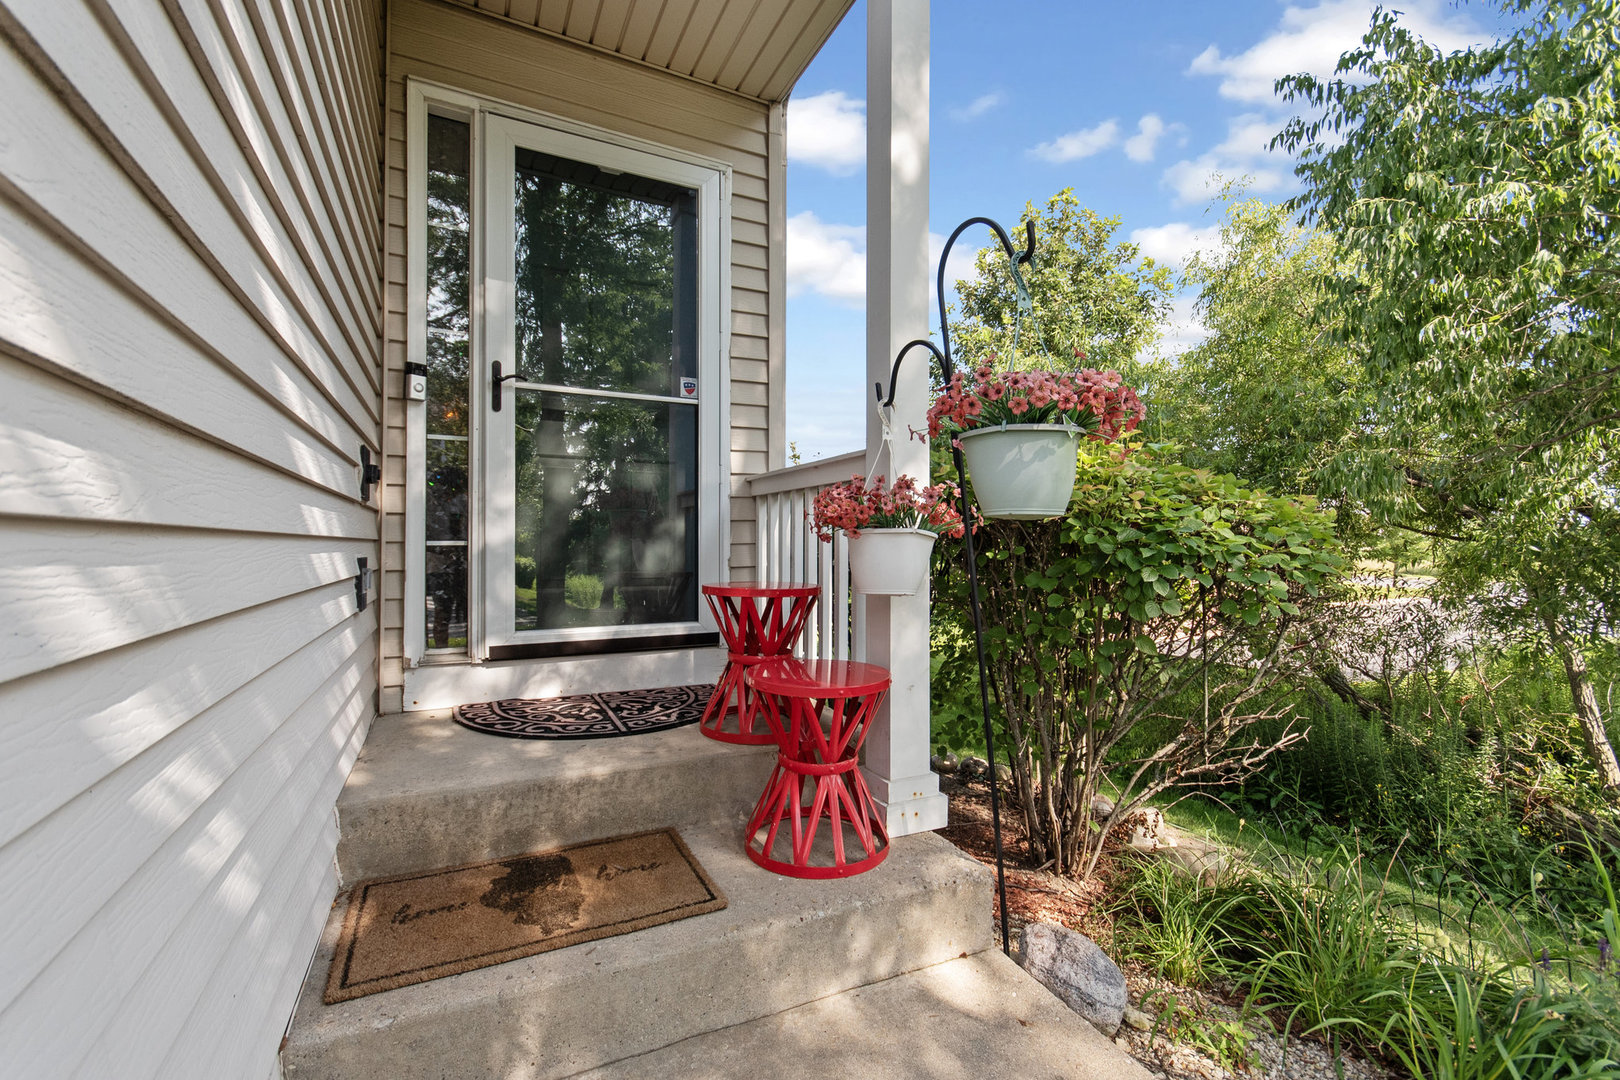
[1122, 1007, 1153, 1031]
[1124, 807, 1178, 851]
[1018, 922, 1128, 1036]
[930, 752, 959, 775]
[960, 756, 988, 780]
[1091, 795, 1116, 819]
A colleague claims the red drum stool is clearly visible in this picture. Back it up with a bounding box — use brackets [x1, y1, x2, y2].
[699, 582, 819, 745]
[743, 658, 891, 878]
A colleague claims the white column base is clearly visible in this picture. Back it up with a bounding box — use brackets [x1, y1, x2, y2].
[865, 768, 950, 836]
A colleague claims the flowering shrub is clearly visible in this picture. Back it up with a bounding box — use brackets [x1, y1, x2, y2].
[926, 354, 1146, 441]
[810, 474, 967, 541]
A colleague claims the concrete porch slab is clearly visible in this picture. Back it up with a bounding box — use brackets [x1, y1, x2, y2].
[573, 950, 1155, 1080]
[282, 824, 993, 1080]
[335, 710, 777, 883]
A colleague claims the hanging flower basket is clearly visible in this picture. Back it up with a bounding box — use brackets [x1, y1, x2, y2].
[811, 474, 967, 595]
[956, 424, 1082, 520]
[927, 359, 1145, 521]
[848, 527, 937, 595]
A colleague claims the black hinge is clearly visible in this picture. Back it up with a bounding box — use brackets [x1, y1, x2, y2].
[359, 445, 382, 501]
[355, 557, 371, 612]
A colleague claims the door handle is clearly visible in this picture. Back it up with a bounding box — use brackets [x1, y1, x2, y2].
[491, 360, 526, 412]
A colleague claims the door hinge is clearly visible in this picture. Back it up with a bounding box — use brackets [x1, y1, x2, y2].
[359, 445, 382, 502]
[355, 557, 372, 612]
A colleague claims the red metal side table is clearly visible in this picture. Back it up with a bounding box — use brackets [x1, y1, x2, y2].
[743, 658, 891, 878]
[699, 582, 820, 745]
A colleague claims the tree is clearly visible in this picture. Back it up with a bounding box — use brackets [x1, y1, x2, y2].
[1158, 195, 1368, 500]
[950, 190, 1173, 382]
[1276, 0, 1620, 787]
[933, 441, 1343, 878]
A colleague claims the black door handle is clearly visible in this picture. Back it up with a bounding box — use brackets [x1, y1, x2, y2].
[491, 360, 526, 412]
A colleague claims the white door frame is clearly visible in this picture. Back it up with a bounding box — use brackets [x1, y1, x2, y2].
[403, 79, 731, 670]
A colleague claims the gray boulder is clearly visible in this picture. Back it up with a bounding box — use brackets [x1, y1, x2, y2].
[1019, 922, 1128, 1035]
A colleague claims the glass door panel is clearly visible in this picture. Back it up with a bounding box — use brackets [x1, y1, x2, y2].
[483, 116, 713, 649]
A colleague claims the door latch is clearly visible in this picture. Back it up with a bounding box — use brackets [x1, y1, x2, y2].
[359, 445, 382, 501]
[491, 360, 525, 412]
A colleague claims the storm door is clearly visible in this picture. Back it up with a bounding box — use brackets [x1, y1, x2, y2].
[481, 116, 722, 656]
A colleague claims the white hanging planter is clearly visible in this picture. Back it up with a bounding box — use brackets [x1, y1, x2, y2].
[848, 527, 938, 595]
[956, 423, 1081, 520]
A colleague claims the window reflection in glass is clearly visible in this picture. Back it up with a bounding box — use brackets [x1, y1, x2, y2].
[424, 114, 470, 651]
[512, 390, 698, 631]
[513, 148, 698, 399]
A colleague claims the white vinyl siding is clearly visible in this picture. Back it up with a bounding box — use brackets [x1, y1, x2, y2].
[0, 1, 383, 1077]
[382, 0, 786, 710]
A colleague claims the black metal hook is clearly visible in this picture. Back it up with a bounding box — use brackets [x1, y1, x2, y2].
[869, 214, 1036, 958]
[873, 216, 1037, 411]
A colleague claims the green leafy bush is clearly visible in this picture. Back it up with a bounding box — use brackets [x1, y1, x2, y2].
[514, 556, 537, 591]
[933, 440, 1342, 877]
[564, 573, 603, 610]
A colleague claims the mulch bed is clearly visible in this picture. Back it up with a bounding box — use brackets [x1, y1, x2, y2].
[938, 773, 1123, 949]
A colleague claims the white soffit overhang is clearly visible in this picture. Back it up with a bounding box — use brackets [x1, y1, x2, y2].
[441, 0, 858, 102]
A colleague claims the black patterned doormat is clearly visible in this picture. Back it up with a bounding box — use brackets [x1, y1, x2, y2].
[452, 684, 715, 740]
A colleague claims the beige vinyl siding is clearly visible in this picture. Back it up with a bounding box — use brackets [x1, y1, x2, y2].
[0, 1, 382, 1077]
[382, 0, 786, 711]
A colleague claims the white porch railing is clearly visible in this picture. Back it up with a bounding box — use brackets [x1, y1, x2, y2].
[746, 450, 865, 661]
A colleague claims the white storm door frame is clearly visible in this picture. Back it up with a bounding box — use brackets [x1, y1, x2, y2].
[480, 114, 726, 649]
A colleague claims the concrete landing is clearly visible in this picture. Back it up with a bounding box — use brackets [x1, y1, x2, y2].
[281, 824, 992, 1080]
[335, 711, 777, 882]
[574, 950, 1156, 1080]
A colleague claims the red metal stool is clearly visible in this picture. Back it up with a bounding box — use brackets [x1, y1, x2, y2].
[699, 582, 819, 745]
[743, 658, 891, 878]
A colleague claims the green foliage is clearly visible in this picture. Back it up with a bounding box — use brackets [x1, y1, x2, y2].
[1275, 0, 1620, 783]
[1116, 840, 1620, 1074]
[1155, 196, 1368, 510]
[513, 556, 537, 591]
[933, 440, 1342, 876]
[949, 191, 1174, 381]
[564, 573, 603, 610]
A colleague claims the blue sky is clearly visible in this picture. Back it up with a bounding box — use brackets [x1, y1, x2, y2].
[782, 0, 1507, 460]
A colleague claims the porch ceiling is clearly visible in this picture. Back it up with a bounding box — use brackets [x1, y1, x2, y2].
[442, 0, 857, 102]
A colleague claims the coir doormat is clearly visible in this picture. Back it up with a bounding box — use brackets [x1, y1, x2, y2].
[325, 829, 726, 1003]
[452, 684, 714, 740]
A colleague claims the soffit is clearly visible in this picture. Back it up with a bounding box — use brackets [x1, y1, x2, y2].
[441, 0, 857, 102]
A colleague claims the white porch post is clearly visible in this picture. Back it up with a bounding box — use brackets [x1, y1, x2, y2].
[861, 0, 948, 836]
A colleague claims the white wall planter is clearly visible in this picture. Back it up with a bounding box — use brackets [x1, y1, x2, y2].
[956, 424, 1081, 519]
[849, 528, 937, 595]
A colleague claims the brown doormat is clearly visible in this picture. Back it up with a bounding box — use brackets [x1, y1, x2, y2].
[324, 829, 726, 1003]
[452, 684, 714, 740]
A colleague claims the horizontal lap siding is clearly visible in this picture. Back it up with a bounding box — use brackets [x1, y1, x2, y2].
[0, 1, 382, 1078]
[382, 0, 782, 710]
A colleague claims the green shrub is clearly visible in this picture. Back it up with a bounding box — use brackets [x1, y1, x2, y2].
[565, 573, 603, 610]
[514, 556, 537, 590]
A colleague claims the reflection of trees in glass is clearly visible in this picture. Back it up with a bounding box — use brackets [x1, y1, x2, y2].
[424, 115, 470, 649]
[426, 119, 471, 437]
[510, 151, 699, 630]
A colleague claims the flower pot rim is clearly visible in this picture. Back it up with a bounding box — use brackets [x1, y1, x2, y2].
[955, 422, 1084, 438]
[848, 526, 940, 539]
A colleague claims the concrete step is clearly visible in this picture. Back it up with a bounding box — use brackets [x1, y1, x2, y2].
[335, 711, 777, 883]
[281, 825, 993, 1080]
[573, 950, 1155, 1080]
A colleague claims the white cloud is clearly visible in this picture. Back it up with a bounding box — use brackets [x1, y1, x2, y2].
[1130, 222, 1223, 270]
[1030, 119, 1120, 163]
[1160, 113, 1292, 206]
[950, 91, 1006, 122]
[787, 212, 865, 305]
[1187, 0, 1487, 105]
[1123, 114, 1183, 163]
[1158, 293, 1209, 356]
[787, 90, 866, 175]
